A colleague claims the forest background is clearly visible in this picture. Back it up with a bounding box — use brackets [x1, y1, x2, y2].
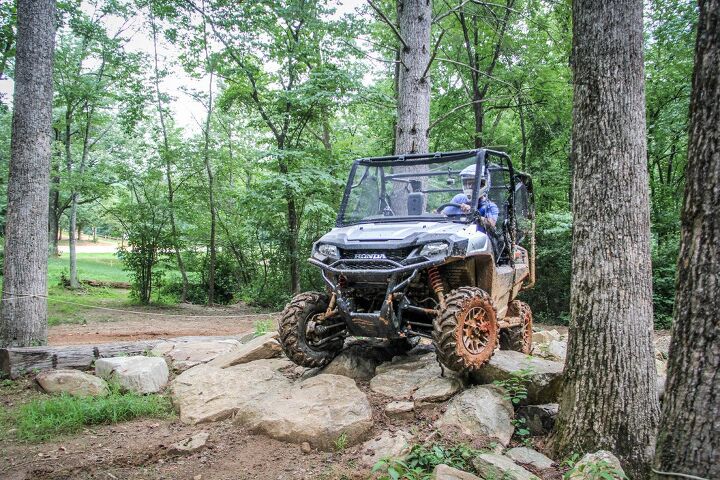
[0, 0, 696, 326]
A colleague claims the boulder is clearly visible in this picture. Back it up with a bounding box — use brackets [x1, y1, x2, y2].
[207, 332, 281, 368]
[505, 447, 554, 470]
[169, 431, 209, 455]
[36, 369, 109, 397]
[370, 353, 464, 401]
[435, 385, 514, 446]
[654, 336, 671, 360]
[472, 454, 537, 480]
[532, 329, 561, 345]
[152, 339, 241, 372]
[568, 451, 625, 480]
[470, 350, 563, 404]
[322, 340, 395, 380]
[657, 374, 667, 401]
[547, 340, 567, 360]
[516, 404, 558, 436]
[95, 356, 169, 394]
[432, 464, 481, 480]
[236, 373, 374, 450]
[384, 401, 415, 420]
[359, 429, 412, 467]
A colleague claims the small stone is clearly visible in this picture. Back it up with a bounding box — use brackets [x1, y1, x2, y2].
[359, 430, 412, 467]
[385, 401, 414, 419]
[169, 432, 209, 455]
[472, 453, 537, 480]
[193, 475, 202, 480]
[432, 464, 481, 479]
[36, 369, 109, 397]
[301, 442, 311, 453]
[505, 447, 554, 470]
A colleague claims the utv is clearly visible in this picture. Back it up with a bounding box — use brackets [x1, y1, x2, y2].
[278, 149, 535, 373]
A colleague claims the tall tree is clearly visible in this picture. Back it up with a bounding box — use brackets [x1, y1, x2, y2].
[0, 0, 56, 347]
[652, 0, 719, 477]
[550, 0, 660, 477]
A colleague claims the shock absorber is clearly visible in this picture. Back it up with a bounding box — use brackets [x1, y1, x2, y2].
[428, 266, 446, 309]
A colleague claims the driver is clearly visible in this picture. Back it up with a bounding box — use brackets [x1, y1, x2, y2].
[440, 164, 498, 232]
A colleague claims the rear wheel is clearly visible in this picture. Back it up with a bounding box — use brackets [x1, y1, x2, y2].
[433, 287, 498, 372]
[278, 292, 345, 368]
[499, 300, 533, 354]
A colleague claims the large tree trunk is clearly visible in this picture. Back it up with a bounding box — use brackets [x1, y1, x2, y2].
[0, 0, 56, 347]
[550, 0, 659, 477]
[395, 0, 431, 155]
[652, 1, 720, 477]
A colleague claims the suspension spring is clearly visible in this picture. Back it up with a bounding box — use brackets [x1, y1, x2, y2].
[428, 266, 444, 295]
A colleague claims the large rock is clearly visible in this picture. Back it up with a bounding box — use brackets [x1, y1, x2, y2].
[36, 369, 109, 397]
[505, 447, 554, 470]
[152, 339, 241, 372]
[516, 404, 558, 436]
[432, 464, 481, 480]
[385, 401, 415, 420]
[471, 350, 563, 404]
[322, 340, 395, 380]
[207, 332, 281, 368]
[95, 356, 168, 394]
[172, 360, 373, 450]
[472, 454, 537, 480]
[435, 385, 514, 446]
[568, 451, 625, 480]
[370, 353, 464, 401]
[359, 430, 412, 467]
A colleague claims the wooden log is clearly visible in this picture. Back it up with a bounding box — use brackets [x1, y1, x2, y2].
[0, 334, 248, 379]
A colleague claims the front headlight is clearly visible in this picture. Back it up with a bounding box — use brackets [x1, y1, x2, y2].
[317, 244, 339, 258]
[420, 242, 449, 258]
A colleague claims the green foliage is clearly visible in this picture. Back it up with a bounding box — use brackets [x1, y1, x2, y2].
[12, 385, 173, 442]
[493, 366, 534, 406]
[373, 443, 483, 480]
[564, 459, 628, 480]
[334, 432, 348, 451]
[254, 319, 274, 337]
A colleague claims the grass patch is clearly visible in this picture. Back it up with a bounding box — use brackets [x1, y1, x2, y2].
[13, 385, 173, 442]
[254, 319, 274, 337]
[48, 253, 129, 284]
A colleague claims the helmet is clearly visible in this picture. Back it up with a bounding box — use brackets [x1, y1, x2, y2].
[459, 164, 489, 200]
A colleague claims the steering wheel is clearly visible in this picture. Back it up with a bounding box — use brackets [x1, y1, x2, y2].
[435, 202, 468, 214]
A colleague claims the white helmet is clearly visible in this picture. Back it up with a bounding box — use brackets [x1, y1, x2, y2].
[459, 164, 489, 200]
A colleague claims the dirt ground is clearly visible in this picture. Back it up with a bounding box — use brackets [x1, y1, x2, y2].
[49, 303, 280, 345]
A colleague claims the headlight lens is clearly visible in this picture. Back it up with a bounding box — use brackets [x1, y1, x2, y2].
[317, 244, 339, 258]
[420, 242, 449, 257]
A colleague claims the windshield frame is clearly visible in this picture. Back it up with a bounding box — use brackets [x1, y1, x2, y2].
[335, 149, 511, 227]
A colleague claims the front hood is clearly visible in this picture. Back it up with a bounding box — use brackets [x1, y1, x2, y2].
[341, 222, 467, 241]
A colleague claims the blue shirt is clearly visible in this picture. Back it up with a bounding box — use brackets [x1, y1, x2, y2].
[442, 194, 499, 231]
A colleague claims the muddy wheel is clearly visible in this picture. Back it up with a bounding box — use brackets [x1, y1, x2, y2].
[500, 300, 533, 354]
[278, 292, 345, 368]
[433, 287, 498, 372]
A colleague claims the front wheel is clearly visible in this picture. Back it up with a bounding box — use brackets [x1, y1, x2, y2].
[278, 292, 345, 368]
[433, 287, 498, 372]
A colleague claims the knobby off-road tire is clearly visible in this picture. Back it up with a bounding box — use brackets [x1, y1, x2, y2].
[499, 300, 533, 354]
[278, 292, 344, 368]
[433, 287, 498, 372]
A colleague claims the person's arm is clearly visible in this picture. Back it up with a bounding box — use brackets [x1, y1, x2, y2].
[480, 202, 499, 228]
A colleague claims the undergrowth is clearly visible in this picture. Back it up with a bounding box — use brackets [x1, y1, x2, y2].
[13, 383, 173, 441]
[373, 443, 484, 480]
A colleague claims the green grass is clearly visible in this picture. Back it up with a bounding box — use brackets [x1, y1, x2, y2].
[12, 384, 174, 442]
[48, 253, 129, 284]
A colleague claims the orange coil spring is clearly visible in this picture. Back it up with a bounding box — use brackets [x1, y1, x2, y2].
[428, 267, 444, 295]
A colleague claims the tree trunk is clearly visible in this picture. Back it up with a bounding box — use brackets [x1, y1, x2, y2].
[68, 193, 79, 289]
[550, 0, 659, 478]
[395, 0, 431, 155]
[48, 172, 60, 257]
[652, 1, 720, 477]
[203, 73, 216, 306]
[0, 0, 56, 348]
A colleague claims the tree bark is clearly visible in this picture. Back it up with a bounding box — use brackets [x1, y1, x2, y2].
[395, 0, 431, 155]
[68, 193, 79, 288]
[652, 1, 720, 477]
[0, 0, 56, 347]
[203, 70, 216, 306]
[550, 0, 659, 477]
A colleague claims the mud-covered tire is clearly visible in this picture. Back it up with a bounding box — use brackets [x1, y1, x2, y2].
[433, 287, 498, 372]
[278, 292, 344, 368]
[499, 300, 533, 354]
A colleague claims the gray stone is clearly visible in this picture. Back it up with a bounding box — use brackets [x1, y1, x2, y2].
[472, 454, 538, 480]
[505, 447, 554, 470]
[152, 339, 241, 372]
[547, 340, 567, 360]
[568, 451, 625, 480]
[471, 350, 563, 404]
[654, 336, 671, 360]
[207, 332, 281, 368]
[36, 369, 109, 397]
[432, 464, 481, 480]
[359, 430, 412, 467]
[370, 353, 464, 401]
[657, 374, 667, 401]
[435, 385, 514, 446]
[322, 342, 387, 380]
[172, 361, 374, 450]
[95, 356, 169, 394]
[516, 403, 558, 436]
[169, 431, 209, 455]
[384, 401, 414, 419]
